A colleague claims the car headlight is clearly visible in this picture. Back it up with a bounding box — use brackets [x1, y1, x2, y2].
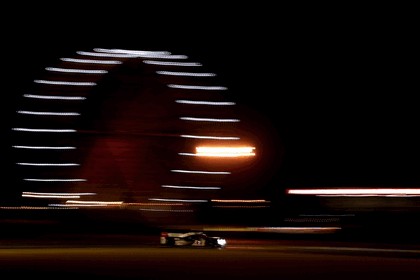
[217, 238, 227, 246]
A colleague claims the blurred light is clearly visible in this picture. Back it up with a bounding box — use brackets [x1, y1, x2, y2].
[22, 192, 95, 198]
[23, 194, 80, 199]
[23, 178, 86, 182]
[211, 199, 269, 208]
[34, 80, 96, 86]
[143, 60, 202, 66]
[168, 84, 227, 90]
[93, 48, 170, 55]
[180, 117, 240, 122]
[17, 110, 80, 116]
[175, 100, 235, 106]
[46, 67, 108, 74]
[17, 163, 79, 166]
[217, 238, 227, 246]
[23, 94, 86, 100]
[77, 50, 142, 58]
[93, 48, 181, 59]
[149, 198, 208, 203]
[287, 188, 420, 196]
[12, 128, 76, 133]
[162, 184, 221, 190]
[178, 152, 198, 156]
[144, 54, 187, 59]
[200, 226, 341, 234]
[285, 217, 341, 223]
[211, 199, 268, 203]
[157, 71, 216, 77]
[170, 169, 230, 175]
[123, 203, 186, 206]
[1, 206, 78, 210]
[66, 200, 123, 205]
[195, 146, 255, 157]
[16, 162, 80, 166]
[60, 58, 122, 64]
[180, 134, 240, 140]
[13, 145, 76, 149]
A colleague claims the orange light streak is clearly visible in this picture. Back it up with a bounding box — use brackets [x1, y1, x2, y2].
[195, 146, 255, 157]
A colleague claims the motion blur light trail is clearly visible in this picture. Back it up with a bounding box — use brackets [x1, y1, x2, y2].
[6, 47, 270, 225]
[195, 146, 255, 157]
[287, 188, 420, 197]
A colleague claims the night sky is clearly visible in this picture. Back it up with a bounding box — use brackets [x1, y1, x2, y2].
[2, 5, 418, 199]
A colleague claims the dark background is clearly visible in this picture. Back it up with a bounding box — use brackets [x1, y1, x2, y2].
[1, 4, 418, 199]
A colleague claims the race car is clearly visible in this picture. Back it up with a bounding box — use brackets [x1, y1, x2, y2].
[160, 231, 227, 248]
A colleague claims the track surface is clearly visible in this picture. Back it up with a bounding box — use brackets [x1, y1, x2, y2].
[1, 233, 420, 279]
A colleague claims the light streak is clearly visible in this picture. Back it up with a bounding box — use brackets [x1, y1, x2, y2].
[157, 71, 215, 77]
[170, 169, 230, 175]
[66, 200, 123, 205]
[12, 145, 76, 149]
[168, 84, 227, 90]
[180, 117, 240, 122]
[23, 94, 86, 100]
[143, 60, 201, 66]
[93, 48, 187, 59]
[286, 188, 420, 196]
[45, 67, 108, 74]
[149, 198, 208, 203]
[175, 100, 235, 106]
[17, 163, 79, 166]
[77, 51, 143, 58]
[94, 48, 188, 59]
[34, 80, 96, 86]
[195, 146, 255, 157]
[23, 194, 81, 199]
[93, 48, 171, 56]
[60, 58, 122, 64]
[180, 134, 240, 140]
[17, 110, 80, 116]
[12, 128, 76, 133]
[162, 184, 221, 190]
[22, 192, 95, 196]
[23, 178, 86, 182]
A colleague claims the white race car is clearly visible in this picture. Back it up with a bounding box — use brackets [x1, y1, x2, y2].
[160, 231, 227, 248]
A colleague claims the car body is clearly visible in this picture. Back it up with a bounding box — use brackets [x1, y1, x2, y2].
[160, 231, 227, 248]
